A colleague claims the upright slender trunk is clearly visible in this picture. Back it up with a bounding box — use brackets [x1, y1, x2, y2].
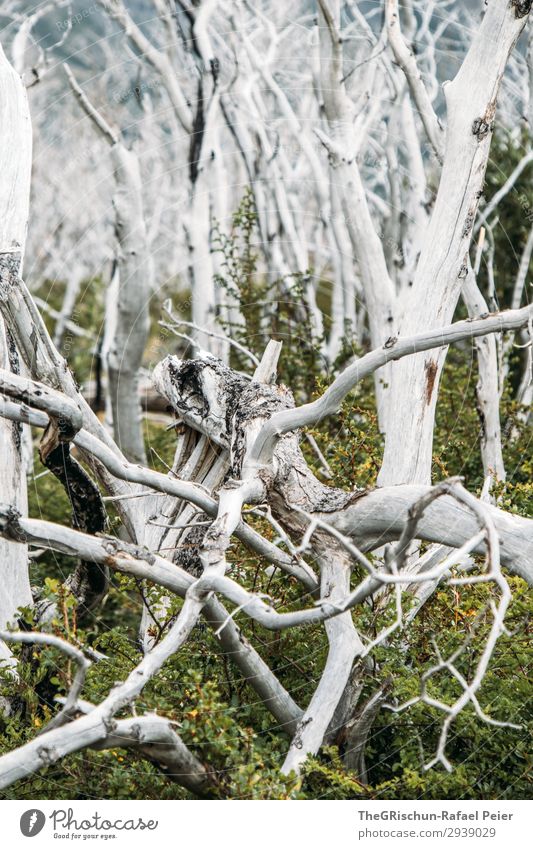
[107, 145, 151, 465]
[317, 1, 396, 428]
[0, 321, 32, 636]
[0, 45, 33, 657]
[379, 1, 530, 486]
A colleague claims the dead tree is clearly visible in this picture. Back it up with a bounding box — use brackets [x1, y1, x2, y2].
[0, 1, 531, 796]
[64, 64, 151, 465]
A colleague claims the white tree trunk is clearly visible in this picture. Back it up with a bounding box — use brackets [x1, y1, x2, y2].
[107, 145, 151, 464]
[462, 266, 505, 482]
[65, 65, 151, 465]
[0, 323, 32, 635]
[0, 44, 33, 655]
[379, 1, 530, 486]
[317, 0, 396, 427]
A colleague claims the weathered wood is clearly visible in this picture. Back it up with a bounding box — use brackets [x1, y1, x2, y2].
[0, 45, 32, 655]
[379, 0, 531, 486]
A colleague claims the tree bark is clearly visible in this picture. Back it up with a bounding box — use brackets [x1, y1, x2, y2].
[379, 0, 531, 486]
[0, 45, 33, 658]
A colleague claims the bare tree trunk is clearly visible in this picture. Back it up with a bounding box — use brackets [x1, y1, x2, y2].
[107, 144, 151, 464]
[281, 552, 363, 775]
[462, 264, 505, 482]
[0, 45, 33, 658]
[379, 1, 530, 486]
[0, 323, 32, 641]
[317, 0, 396, 427]
[65, 66, 151, 464]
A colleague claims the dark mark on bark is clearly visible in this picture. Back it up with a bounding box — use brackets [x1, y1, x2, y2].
[102, 537, 156, 564]
[0, 252, 22, 298]
[336, 678, 393, 781]
[161, 353, 366, 576]
[472, 118, 492, 140]
[292, 716, 313, 749]
[189, 79, 205, 185]
[5, 328, 23, 452]
[424, 359, 438, 405]
[462, 211, 476, 238]
[511, 1, 532, 19]
[0, 504, 28, 542]
[475, 394, 487, 442]
[173, 521, 208, 578]
[37, 745, 58, 765]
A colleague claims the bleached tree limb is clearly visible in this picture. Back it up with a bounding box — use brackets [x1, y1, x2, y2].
[96, 0, 193, 133]
[0, 370, 108, 615]
[63, 65, 117, 145]
[250, 304, 533, 466]
[0, 266, 141, 537]
[0, 395, 318, 590]
[15, 696, 216, 796]
[31, 296, 95, 343]
[334, 484, 533, 587]
[0, 630, 91, 731]
[383, 483, 518, 772]
[0, 504, 302, 731]
[511, 224, 533, 313]
[90, 713, 217, 796]
[385, 0, 445, 163]
[0, 44, 31, 258]
[152, 344, 533, 586]
[0, 549, 300, 790]
[88, 423, 533, 588]
[0, 367, 82, 435]
[0, 593, 203, 788]
[338, 681, 392, 783]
